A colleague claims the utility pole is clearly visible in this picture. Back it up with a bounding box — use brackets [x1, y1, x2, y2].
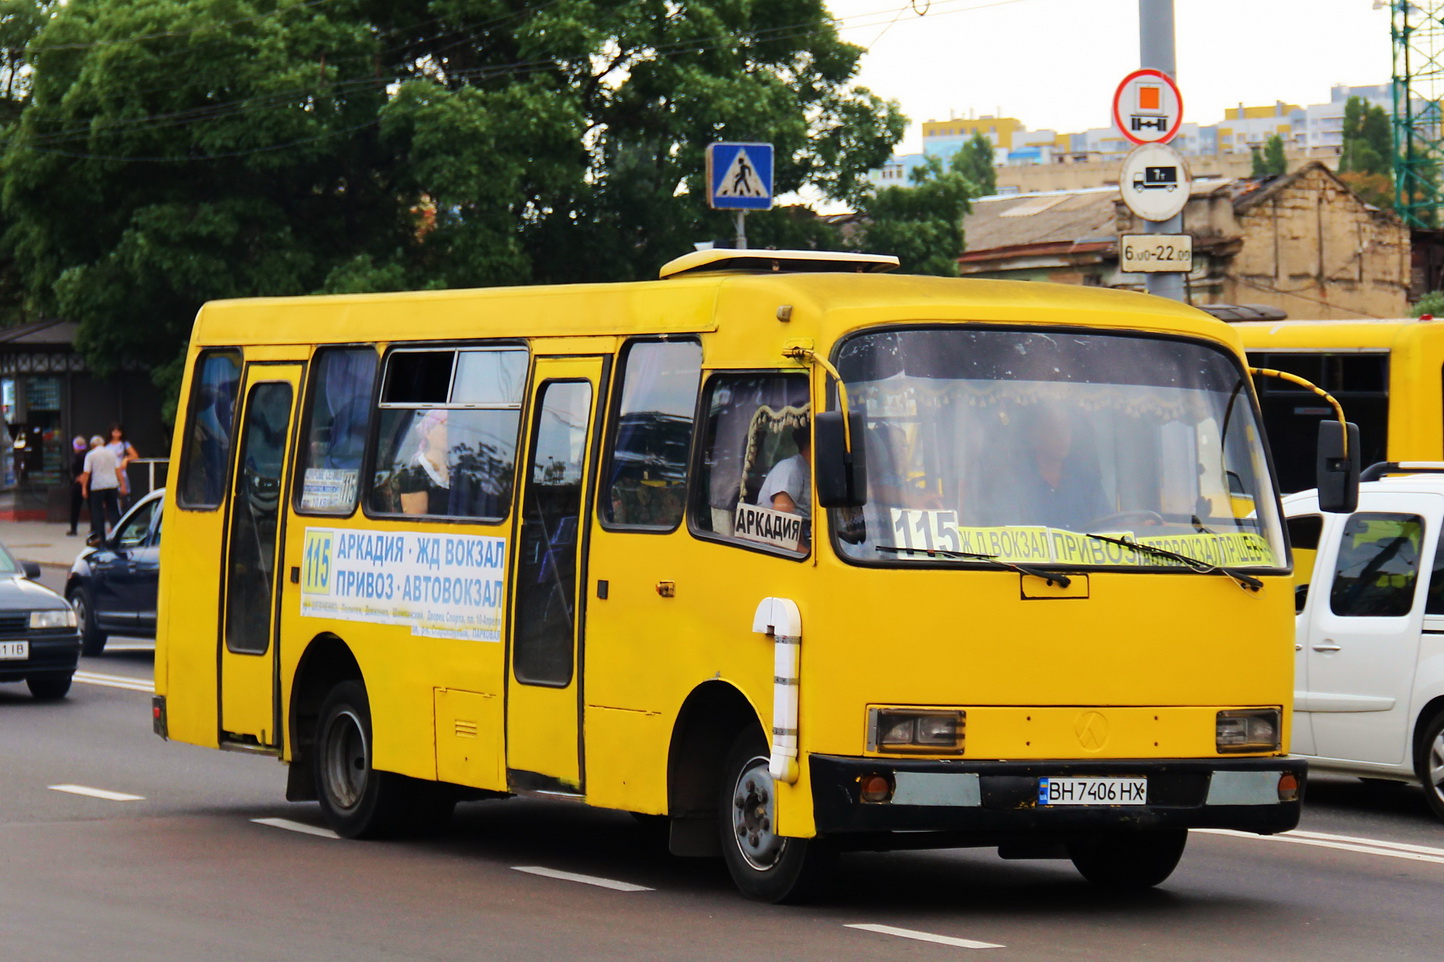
[1139, 0, 1185, 301]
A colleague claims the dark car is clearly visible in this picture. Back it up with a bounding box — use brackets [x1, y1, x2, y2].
[0, 539, 81, 700]
[66, 488, 163, 656]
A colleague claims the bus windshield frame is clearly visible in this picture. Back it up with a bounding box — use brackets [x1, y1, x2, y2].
[829, 324, 1288, 572]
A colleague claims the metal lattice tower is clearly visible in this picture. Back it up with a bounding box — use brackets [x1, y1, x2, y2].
[1393, 1, 1444, 227]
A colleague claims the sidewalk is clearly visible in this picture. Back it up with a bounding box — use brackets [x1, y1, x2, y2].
[0, 516, 83, 569]
[0, 489, 83, 568]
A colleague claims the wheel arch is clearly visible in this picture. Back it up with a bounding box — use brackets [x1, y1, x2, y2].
[667, 680, 763, 821]
[1412, 695, 1444, 766]
[285, 632, 363, 801]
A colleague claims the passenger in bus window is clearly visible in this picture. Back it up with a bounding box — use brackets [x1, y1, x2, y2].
[1011, 405, 1107, 530]
[758, 424, 811, 518]
[398, 409, 450, 515]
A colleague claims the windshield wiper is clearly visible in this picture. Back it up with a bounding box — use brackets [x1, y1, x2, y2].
[876, 545, 1071, 588]
[1083, 533, 1263, 591]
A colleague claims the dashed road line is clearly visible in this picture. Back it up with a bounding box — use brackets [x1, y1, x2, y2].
[74, 671, 153, 694]
[511, 866, 653, 892]
[1200, 827, 1444, 866]
[49, 784, 144, 801]
[846, 923, 1005, 949]
[253, 817, 340, 839]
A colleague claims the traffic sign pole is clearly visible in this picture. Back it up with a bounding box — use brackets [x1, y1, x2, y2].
[1138, 0, 1184, 301]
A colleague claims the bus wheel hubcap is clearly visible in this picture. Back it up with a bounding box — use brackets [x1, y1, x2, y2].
[732, 760, 784, 870]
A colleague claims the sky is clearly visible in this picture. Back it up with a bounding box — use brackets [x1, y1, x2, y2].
[822, 0, 1396, 153]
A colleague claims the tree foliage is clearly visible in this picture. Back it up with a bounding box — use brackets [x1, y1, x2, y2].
[952, 132, 996, 197]
[1337, 95, 1394, 209]
[0, 0, 905, 395]
[850, 153, 974, 276]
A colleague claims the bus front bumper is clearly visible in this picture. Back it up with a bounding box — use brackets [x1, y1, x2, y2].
[809, 754, 1306, 838]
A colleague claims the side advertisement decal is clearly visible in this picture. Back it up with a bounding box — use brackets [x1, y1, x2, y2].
[299, 527, 507, 641]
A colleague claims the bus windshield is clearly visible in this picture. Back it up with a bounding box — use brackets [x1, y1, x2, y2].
[832, 326, 1287, 571]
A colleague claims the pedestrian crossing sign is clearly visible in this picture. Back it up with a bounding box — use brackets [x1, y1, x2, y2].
[706, 142, 774, 210]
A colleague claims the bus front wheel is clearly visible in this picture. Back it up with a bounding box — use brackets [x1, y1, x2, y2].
[718, 731, 835, 903]
[1067, 829, 1187, 888]
[314, 680, 417, 838]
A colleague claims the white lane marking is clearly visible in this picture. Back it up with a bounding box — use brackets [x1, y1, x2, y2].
[846, 923, 1005, 949]
[75, 671, 153, 694]
[1200, 828, 1444, 866]
[49, 784, 144, 801]
[252, 818, 340, 839]
[510, 866, 653, 892]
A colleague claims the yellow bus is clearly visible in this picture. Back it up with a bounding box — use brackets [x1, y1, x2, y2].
[155, 249, 1314, 902]
[1236, 316, 1444, 492]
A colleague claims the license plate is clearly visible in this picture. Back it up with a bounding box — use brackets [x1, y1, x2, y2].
[1038, 776, 1147, 806]
[0, 640, 29, 660]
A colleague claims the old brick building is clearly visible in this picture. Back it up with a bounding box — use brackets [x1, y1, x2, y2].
[957, 161, 1411, 320]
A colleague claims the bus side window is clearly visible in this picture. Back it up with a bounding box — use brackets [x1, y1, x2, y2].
[368, 346, 527, 521]
[177, 350, 242, 509]
[602, 339, 702, 529]
[296, 347, 378, 515]
[1287, 514, 1323, 613]
[690, 372, 809, 552]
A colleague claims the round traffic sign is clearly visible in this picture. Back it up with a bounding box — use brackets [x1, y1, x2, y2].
[1118, 143, 1190, 221]
[1112, 68, 1183, 146]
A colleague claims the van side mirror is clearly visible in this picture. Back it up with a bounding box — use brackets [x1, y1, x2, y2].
[815, 408, 868, 508]
[1316, 420, 1359, 514]
[21, 561, 40, 580]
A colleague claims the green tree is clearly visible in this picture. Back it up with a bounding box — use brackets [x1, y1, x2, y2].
[1250, 136, 1286, 177]
[1338, 95, 1395, 209]
[850, 153, 974, 276]
[1264, 133, 1287, 176]
[1412, 290, 1444, 318]
[952, 131, 996, 197]
[1, 0, 904, 400]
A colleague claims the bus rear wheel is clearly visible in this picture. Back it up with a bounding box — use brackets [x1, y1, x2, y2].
[718, 731, 835, 903]
[1067, 829, 1187, 888]
[314, 680, 443, 838]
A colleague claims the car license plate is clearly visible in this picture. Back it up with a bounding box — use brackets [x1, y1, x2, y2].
[1038, 776, 1146, 806]
[0, 640, 29, 660]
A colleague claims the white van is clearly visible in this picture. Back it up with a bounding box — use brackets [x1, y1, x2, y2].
[1285, 464, 1444, 819]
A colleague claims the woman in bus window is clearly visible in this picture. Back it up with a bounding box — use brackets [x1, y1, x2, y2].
[399, 409, 451, 515]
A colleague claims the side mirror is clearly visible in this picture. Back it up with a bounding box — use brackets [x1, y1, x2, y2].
[815, 408, 868, 508]
[1316, 420, 1360, 514]
[21, 561, 40, 580]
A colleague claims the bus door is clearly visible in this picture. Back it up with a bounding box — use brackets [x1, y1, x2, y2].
[219, 364, 302, 748]
[506, 357, 606, 793]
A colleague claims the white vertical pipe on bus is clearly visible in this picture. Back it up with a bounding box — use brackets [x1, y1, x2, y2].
[752, 597, 802, 784]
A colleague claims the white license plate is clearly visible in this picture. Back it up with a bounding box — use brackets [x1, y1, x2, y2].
[1038, 776, 1147, 806]
[0, 640, 29, 660]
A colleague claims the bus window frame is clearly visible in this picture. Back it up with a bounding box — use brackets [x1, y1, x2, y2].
[176, 347, 244, 512]
[597, 335, 703, 535]
[291, 343, 380, 519]
[363, 339, 530, 525]
[685, 368, 813, 561]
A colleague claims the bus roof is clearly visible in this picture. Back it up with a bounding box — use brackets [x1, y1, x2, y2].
[188, 266, 1238, 359]
[1233, 316, 1444, 351]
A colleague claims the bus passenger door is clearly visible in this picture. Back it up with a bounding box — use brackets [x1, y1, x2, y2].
[219, 365, 302, 748]
[506, 358, 606, 793]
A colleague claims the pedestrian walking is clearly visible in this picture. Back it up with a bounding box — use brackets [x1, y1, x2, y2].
[67, 435, 87, 536]
[80, 435, 121, 542]
[105, 423, 139, 507]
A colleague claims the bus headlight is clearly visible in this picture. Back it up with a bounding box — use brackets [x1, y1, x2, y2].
[1216, 709, 1280, 753]
[867, 708, 966, 754]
